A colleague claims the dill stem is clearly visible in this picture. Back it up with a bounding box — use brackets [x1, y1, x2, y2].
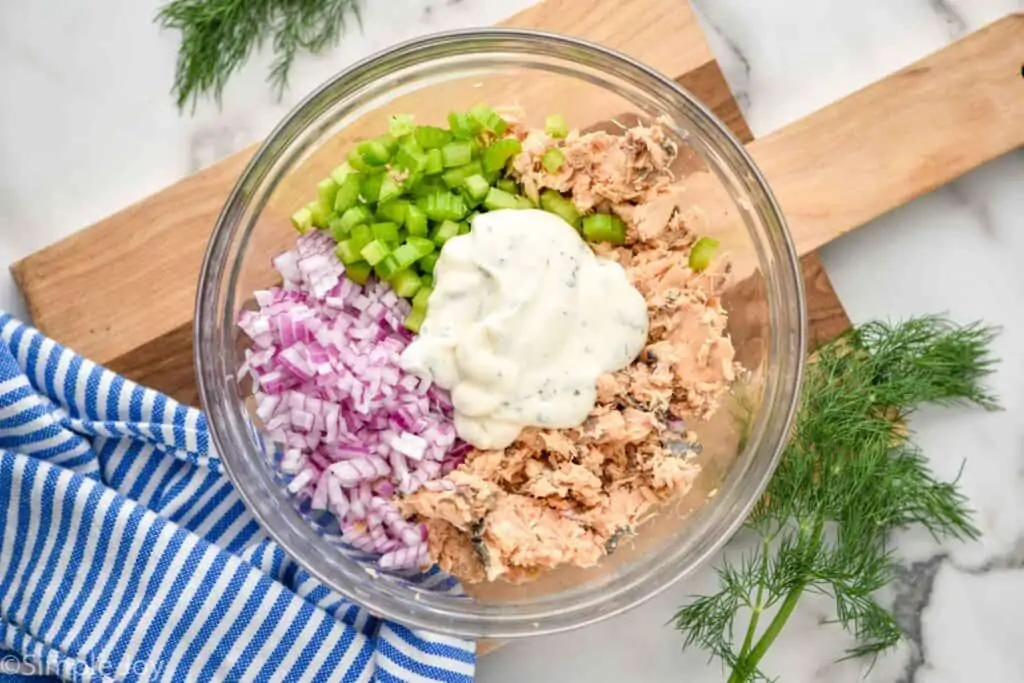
[736, 538, 771, 662]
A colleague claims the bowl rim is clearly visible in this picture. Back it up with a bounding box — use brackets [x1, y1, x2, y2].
[195, 26, 806, 638]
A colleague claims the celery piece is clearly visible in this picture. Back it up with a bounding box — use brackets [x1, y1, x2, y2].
[406, 236, 435, 257]
[418, 191, 467, 221]
[378, 176, 404, 204]
[412, 286, 432, 312]
[688, 237, 720, 272]
[330, 162, 356, 186]
[419, 252, 439, 274]
[415, 125, 453, 149]
[448, 112, 481, 140]
[371, 222, 401, 243]
[545, 114, 569, 139]
[389, 114, 416, 138]
[307, 200, 331, 229]
[347, 149, 373, 172]
[335, 239, 363, 265]
[542, 147, 565, 174]
[442, 161, 483, 189]
[360, 239, 391, 266]
[396, 146, 427, 175]
[404, 205, 428, 236]
[424, 148, 444, 175]
[482, 138, 522, 173]
[540, 189, 581, 229]
[374, 255, 402, 280]
[468, 105, 508, 135]
[496, 178, 519, 195]
[582, 213, 626, 245]
[376, 199, 409, 225]
[317, 177, 340, 207]
[345, 261, 372, 285]
[350, 225, 373, 250]
[392, 243, 422, 269]
[441, 141, 473, 168]
[463, 175, 490, 201]
[338, 205, 372, 233]
[328, 216, 349, 241]
[291, 206, 313, 234]
[333, 173, 362, 213]
[458, 221, 471, 235]
[357, 136, 396, 165]
[391, 270, 422, 298]
[410, 175, 447, 198]
[483, 187, 521, 211]
[516, 196, 535, 209]
[431, 220, 461, 247]
[361, 173, 384, 203]
[403, 307, 426, 333]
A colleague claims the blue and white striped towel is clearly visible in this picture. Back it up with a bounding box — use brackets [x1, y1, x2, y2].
[0, 313, 475, 682]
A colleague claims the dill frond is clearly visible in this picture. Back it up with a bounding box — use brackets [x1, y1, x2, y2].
[157, 0, 363, 111]
[675, 317, 998, 682]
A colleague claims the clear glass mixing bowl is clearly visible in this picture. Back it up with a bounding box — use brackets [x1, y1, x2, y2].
[195, 29, 806, 639]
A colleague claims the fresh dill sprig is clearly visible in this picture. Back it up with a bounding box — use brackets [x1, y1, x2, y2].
[157, 0, 363, 111]
[675, 317, 998, 682]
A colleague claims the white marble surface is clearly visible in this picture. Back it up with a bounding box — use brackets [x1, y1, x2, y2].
[1, 0, 1022, 681]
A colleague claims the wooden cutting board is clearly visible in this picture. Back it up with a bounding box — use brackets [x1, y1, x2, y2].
[10, 3, 1024, 408]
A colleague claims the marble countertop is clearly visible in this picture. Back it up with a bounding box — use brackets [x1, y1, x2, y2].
[1, 0, 1021, 681]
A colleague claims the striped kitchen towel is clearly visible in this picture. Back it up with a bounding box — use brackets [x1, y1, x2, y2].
[0, 313, 475, 683]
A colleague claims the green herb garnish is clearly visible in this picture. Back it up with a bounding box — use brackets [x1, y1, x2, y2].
[675, 317, 998, 682]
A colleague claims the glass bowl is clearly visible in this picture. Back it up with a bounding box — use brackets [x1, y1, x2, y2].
[195, 28, 805, 639]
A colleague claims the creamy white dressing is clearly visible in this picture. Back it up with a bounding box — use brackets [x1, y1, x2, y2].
[400, 209, 648, 450]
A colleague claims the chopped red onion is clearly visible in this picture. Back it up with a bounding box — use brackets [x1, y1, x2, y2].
[237, 231, 467, 570]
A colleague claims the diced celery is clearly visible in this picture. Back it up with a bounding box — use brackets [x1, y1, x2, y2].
[540, 189, 581, 229]
[448, 112, 481, 139]
[431, 220, 461, 246]
[347, 149, 373, 172]
[335, 239, 363, 265]
[403, 307, 426, 333]
[291, 206, 313, 234]
[392, 243, 421, 269]
[496, 179, 519, 195]
[389, 114, 415, 138]
[376, 199, 409, 225]
[391, 270, 422, 298]
[412, 286, 432, 312]
[361, 173, 384, 203]
[396, 145, 427, 175]
[371, 222, 401, 243]
[328, 216, 349, 241]
[360, 239, 391, 266]
[441, 141, 473, 168]
[418, 192, 467, 221]
[374, 255, 402, 280]
[404, 205, 428, 236]
[545, 114, 569, 138]
[482, 138, 522, 173]
[468, 105, 508, 135]
[582, 213, 626, 245]
[378, 176, 404, 204]
[689, 237, 720, 272]
[463, 174, 490, 200]
[357, 136, 396, 165]
[442, 161, 483, 189]
[406, 236, 435, 257]
[419, 252, 439, 274]
[458, 221, 471, 235]
[330, 162, 356, 186]
[333, 173, 362, 213]
[345, 261, 372, 285]
[317, 177, 339, 207]
[307, 200, 331, 229]
[424, 148, 444, 175]
[516, 196, 535, 209]
[483, 187, 521, 211]
[542, 147, 565, 174]
[338, 205, 372, 233]
[414, 125, 453, 149]
[350, 225, 373, 249]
